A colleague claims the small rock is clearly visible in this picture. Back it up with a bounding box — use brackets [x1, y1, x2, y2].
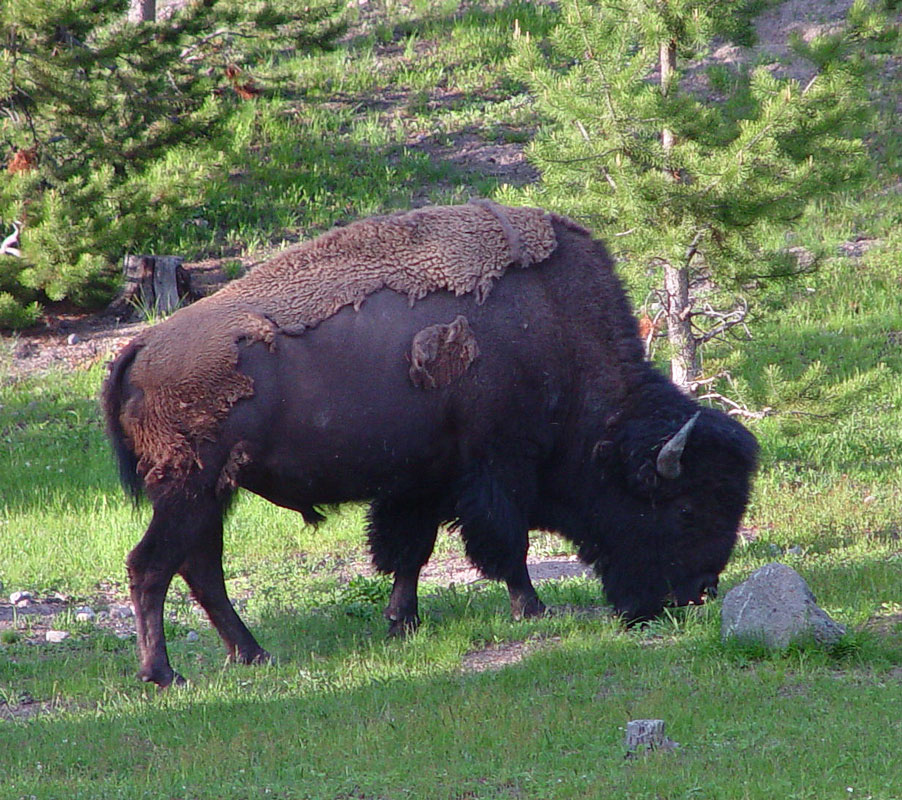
[186, 630, 199, 642]
[66, 333, 82, 345]
[784, 245, 816, 270]
[10, 590, 33, 606]
[721, 563, 846, 649]
[839, 238, 880, 259]
[786, 545, 803, 556]
[108, 603, 134, 619]
[75, 606, 95, 622]
[45, 630, 70, 643]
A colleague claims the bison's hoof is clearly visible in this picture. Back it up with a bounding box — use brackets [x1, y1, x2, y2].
[140, 668, 186, 689]
[387, 616, 420, 638]
[511, 597, 547, 620]
[230, 647, 273, 666]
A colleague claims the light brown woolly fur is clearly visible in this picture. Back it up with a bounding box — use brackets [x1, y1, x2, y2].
[115, 201, 558, 486]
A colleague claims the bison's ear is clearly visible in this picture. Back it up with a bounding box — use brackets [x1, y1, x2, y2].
[656, 412, 700, 480]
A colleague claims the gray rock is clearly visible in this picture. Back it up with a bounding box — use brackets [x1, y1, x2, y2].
[45, 630, 70, 643]
[75, 606, 95, 622]
[10, 591, 33, 606]
[66, 333, 81, 345]
[108, 603, 134, 619]
[186, 630, 199, 642]
[721, 563, 846, 648]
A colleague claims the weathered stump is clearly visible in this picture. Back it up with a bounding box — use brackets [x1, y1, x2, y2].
[109, 255, 193, 320]
[625, 719, 679, 754]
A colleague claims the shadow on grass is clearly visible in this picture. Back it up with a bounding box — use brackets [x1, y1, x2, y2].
[5, 592, 902, 800]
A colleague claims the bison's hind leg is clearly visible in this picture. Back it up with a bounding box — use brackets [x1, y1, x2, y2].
[453, 463, 546, 620]
[178, 529, 271, 668]
[128, 487, 268, 687]
[127, 492, 212, 688]
[367, 494, 442, 636]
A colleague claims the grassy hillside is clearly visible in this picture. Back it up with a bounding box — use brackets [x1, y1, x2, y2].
[1, 1, 901, 798]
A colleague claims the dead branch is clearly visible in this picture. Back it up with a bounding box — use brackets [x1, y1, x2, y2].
[696, 390, 773, 419]
[179, 29, 259, 62]
[692, 297, 750, 344]
[0, 221, 22, 257]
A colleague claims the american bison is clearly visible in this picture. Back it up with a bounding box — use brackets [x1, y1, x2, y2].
[102, 202, 758, 687]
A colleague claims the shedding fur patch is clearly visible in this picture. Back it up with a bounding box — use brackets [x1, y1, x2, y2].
[117, 202, 557, 485]
[409, 315, 480, 389]
[217, 441, 253, 495]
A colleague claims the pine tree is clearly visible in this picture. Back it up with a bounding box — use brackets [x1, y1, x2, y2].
[510, 0, 872, 391]
[0, 0, 345, 326]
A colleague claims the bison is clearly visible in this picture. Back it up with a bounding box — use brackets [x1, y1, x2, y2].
[102, 204, 757, 687]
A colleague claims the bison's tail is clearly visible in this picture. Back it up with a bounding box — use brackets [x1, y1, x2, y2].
[101, 340, 145, 504]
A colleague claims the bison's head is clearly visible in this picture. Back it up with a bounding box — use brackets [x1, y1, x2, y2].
[588, 404, 758, 624]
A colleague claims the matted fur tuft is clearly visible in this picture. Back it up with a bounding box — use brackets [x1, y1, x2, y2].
[108, 202, 558, 486]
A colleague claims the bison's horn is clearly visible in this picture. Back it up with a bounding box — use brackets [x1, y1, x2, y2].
[656, 412, 701, 480]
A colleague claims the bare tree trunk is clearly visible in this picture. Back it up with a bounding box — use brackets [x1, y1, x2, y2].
[659, 36, 699, 393]
[130, 0, 156, 22]
[664, 261, 698, 390]
[660, 38, 676, 152]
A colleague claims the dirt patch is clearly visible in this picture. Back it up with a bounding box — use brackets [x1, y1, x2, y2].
[407, 132, 539, 187]
[420, 554, 592, 587]
[862, 610, 902, 643]
[0, 694, 72, 722]
[686, 0, 858, 92]
[0, 585, 139, 645]
[461, 635, 560, 674]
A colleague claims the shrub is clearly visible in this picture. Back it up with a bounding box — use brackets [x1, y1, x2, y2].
[0, 0, 345, 327]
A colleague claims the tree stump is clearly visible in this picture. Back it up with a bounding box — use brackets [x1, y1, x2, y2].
[109, 255, 193, 320]
[625, 719, 678, 754]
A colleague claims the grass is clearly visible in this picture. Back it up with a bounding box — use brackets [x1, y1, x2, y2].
[2, 0, 902, 797]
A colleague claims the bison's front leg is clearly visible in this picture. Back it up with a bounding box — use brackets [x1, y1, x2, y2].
[367, 494, 441, 636]
[504, 565, 546, 620]
[454, 462, 546, 621]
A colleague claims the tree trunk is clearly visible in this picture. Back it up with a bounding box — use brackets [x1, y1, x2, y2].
[664, 261, 699, 391]
[130, 0, 156, 22]
[659, 36, 698, 392]
[109, 255, 193, 320]
[660, 38, 677, 152]
[625, 719, 666, 750]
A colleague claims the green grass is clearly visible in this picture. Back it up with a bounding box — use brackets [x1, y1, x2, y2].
[2, 0, 902, 797]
